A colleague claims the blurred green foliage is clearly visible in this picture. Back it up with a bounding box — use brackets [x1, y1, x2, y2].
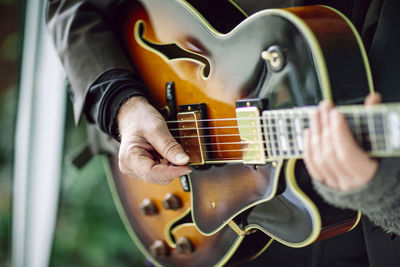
[0, 0, 14, 5]
[0, 33, 20, 62]
[0, 88, 16, 267]
[0, 0, 19, 265]
[50, 102, 146, 267]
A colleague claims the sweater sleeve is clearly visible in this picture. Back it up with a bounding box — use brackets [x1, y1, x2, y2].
[312, 158, 400, 235]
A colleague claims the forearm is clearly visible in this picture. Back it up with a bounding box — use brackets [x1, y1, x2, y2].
[313, 158, 400, 234]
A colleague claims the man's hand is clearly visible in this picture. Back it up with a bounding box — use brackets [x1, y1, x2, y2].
[303, 93, 381, 192]
[117, 96, 191, 185]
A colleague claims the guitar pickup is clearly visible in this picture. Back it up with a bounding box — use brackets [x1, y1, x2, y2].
[236, 102, 266, 164]
[177, 104, 208, 165]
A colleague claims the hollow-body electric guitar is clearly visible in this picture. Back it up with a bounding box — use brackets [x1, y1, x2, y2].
[105, 0, 400, 266]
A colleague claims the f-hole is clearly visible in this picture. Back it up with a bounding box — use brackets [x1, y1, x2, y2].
[135, 21, 211, 78]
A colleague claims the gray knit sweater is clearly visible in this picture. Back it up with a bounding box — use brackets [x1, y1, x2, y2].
[312, 158, 400, 235]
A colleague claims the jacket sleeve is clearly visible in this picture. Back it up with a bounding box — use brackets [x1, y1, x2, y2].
[45, 0, 138, 123]
[312, 158, 400, 235]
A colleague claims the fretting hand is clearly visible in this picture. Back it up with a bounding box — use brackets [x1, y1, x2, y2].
[303, 93, 381, 192]
[117, 96, 191, 185]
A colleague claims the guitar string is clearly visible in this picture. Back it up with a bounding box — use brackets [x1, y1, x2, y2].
[169, 124, 375, 134]
[168, 122, 384, 143]
[191, 143, 388, 161]
[201, 134, 389, 160]
[169, 113, 383, 132]
[167, 117, 383, 131]
[177, 135, 387, 156]
[160, 114, 390, 157]
[171, 124, 385, 144]
[165, 111, 394, 124]
[164, 107, 397, 125]
[178, 134, 387, 156]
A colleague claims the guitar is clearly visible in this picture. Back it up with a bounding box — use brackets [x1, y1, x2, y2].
[107, 2, 272, 267]
[105, 0, 398, 265]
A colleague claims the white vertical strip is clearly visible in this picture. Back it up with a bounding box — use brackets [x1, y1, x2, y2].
[12, 0, 41, 265]
[12, 1, 66, 267]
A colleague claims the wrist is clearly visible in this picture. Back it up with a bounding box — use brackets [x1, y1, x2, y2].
[117, 96, 149, 140]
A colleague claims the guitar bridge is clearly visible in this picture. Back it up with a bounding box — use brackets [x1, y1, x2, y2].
[177, 104, 208, 165]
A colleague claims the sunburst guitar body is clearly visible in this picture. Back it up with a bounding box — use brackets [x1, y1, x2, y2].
[105, 0, 382, 266]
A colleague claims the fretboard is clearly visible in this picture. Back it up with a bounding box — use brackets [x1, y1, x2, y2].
[261, 104, 400, 159]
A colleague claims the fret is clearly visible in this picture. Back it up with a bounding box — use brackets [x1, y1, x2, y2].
[302, 116, 310, 129]
[382, 107, 391, 152]
[293, 114, 303, 155]
[283, 111, 293, 157]
[263, 110, 277, 158]
[271, 114, 278, 158]
[367, 110, 378, 152]
[300, 109, 311, 155]
[264, 112, 274, 158]
[276, 111, 285, 157]
[271, 113, 278, 157]
[284, 112, 291, 155]
[301, 112, 308, 152]
[359, 113, 372, 151]
[344, 109, 367, 149]
[387, 111, 400, 150]
[282, 111, 293, 156]
[374, 112, 386, 152]
[271, 115, 279, 157]
[290, 110, 299, 156]
[293, 109, 306, 156]
[287, 111, 297, 156]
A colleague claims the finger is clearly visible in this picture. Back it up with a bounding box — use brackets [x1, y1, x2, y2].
[303, 129, 324, 181]
[303, 127, 325, 183]
[309, 109, 324, 171]
[319, 103, 337, 178]
[330, 109, 364, 161]
[121, 146, 191, 185]
[364, 92, 381, 106]
[147, 163, 191, 185]
[145, 119, 190, 166]
[330, 110, 378, 190]
[117, 97, 190, 166]
[318, 102, 342, 189]
[319, 100, 334, 110]
[320, 105, 354, 190]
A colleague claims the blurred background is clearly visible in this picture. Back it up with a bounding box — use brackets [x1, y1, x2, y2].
[0, 1, 145, 266]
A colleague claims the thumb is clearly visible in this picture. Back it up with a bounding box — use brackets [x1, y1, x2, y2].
[147, 121, 190, 165]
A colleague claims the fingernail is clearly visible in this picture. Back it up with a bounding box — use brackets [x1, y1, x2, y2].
[175, 153, 189, 164]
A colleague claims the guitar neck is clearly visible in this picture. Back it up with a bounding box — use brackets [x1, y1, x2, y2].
[262, 104, 400, 160]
